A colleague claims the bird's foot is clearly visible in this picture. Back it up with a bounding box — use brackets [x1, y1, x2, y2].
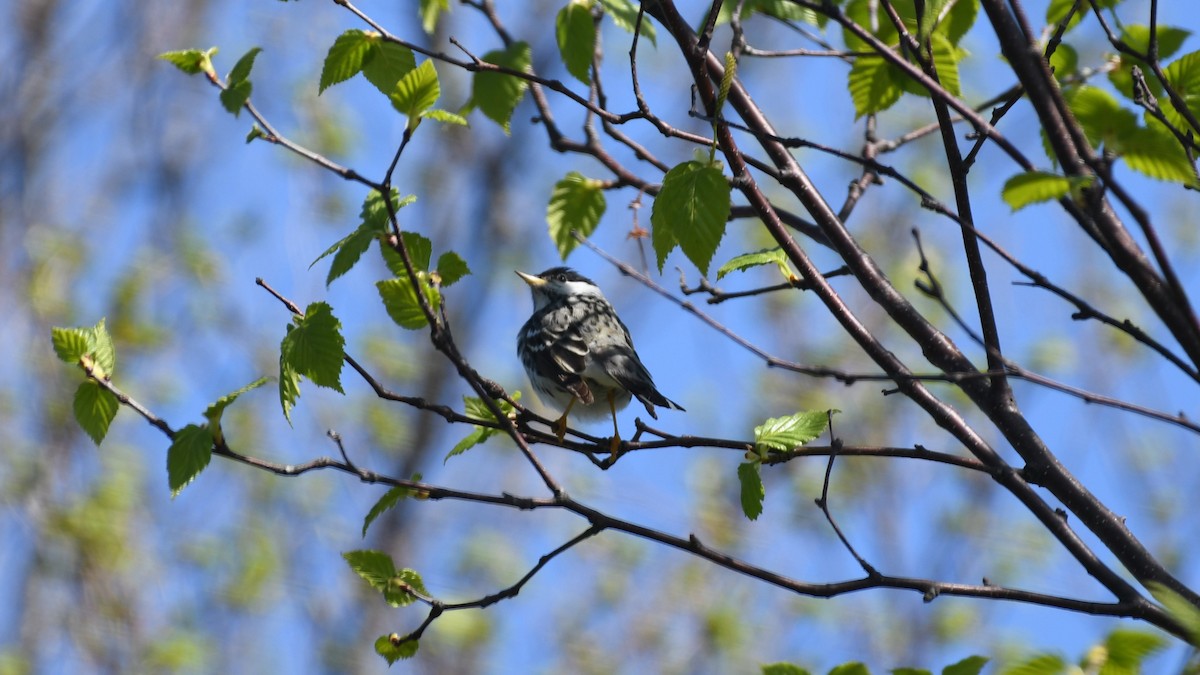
[552, 414, 568, 443]
[608, 433, 621, 455]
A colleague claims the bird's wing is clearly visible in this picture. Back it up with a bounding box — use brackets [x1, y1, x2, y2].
[522, 319, 594, 404]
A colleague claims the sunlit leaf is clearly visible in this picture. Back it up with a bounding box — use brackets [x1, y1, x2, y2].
[737, 461, 764, 520]
[280, 302, 346, 393]
[753, 410, 829, 453]
[168, 424, 214, 498]
[73, 380, 119, 446]
[556, 1, 595, 84]
[548, 171, 606, 259]
[473, 42, 532, 133]
[650, 159, 731, 275]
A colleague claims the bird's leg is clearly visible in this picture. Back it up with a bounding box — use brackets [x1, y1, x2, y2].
[607, 391, 621, 455]
[553, 396, 576, 442]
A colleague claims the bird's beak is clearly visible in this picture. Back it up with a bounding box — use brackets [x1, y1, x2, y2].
[515, 270, 546, 288]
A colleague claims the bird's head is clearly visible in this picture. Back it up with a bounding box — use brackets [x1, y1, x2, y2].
[515, 267, 603, 311]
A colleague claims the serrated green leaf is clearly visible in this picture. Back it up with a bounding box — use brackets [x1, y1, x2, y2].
[829, 664, 870, 675]
[1122, 25, 1191, 61]
[342, 550, 426, 607]
[361, 188, 415, 233]
[326, 226, 378, 287]
[446, 427, 490, 462]
[1001, 171, 1093, 211]
[419, 0, 450, 34]
[1162, 50, 1200, 135]
[548, 171, 606, 259]
[1100, 629, 1166, 675]
[159, 48, 217, 76]
[320, 30, 373, 93]
[51, 327, 90, 363]
[435, 251, 471, 287]
[597, 0, 656, 45]
[390, 60, 440, 126]
[937, 0, 978, 46]
[400, 231, 432, 271]
[203, 377, 269, 425]
[375, 634, 419, 664]
[227, 46, 262, 85]
[88, 318, 116, 377]
[762, 664, 811, 675]
[362, 484, 419, 537]
[421, 108, 468, 126]
[753, 411, 829, 453]
[716, 248, 793, 280]
[279, 357, 301, 423]
[362, 39, 417, 97]
[377, 276, 440, 330]
[843, 0, 902, 52]
[280, 302, 346, 393]
[446, 394, 519, 462]
[848, 56, 903, 117]
[893, 668, 931, 675]
[1049, 42, 1078, 81]
[943, 656, 988, 675]
[557, 1, 596, 85]
[1122, 122, 1198, 186]
[168, 423, 214, 498]
[472, 42, 532, 133]
[219, 80, 252, 115]
[737, 461, 764, 520]
[73, 380, 119, 446]
[1045, 0, 1086, 31]
[1064, 86, 1139, 150]
[928, 33, 961, 97]
[998, 654, 1065, 675]
[650, 160, 731, 275]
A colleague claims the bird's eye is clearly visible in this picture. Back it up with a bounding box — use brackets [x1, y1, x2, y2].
[556, 274, 567, 282]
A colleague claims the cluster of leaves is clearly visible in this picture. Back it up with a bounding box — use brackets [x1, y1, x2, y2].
[739, 410, 832, 520]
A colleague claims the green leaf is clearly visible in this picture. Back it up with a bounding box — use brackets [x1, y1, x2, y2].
[51, 327, 91, 363]
[227, 46, 262, 86]
[1064, 86, 1139, 150]
[278, 358, 301, 424]
[716, 248, 793, 280]
[848, 56, 904, 117]
[280, 302, 346, 393]
[87, 318, 116, 377]
[362, 483, 420, 537]
[1122, 121, 1198, 186]
[737, 461, 764, 520]
[203, 376, 269, 427]
[158, 47, 217, 76]
[419, 0, 450, 34]
[375, 634, 419, 664]
[893, 669, 931, 675]
[1162, 50, 1200, 135]
[548, 171, 606, 259]
[829, 665, 870, 675]
[246, 125, 265, 143]
[401, 231, 433, 271]
[1048, 43, 1078, 81]
[362, 40, 417, 97]
[421, 108, 468, 126]
[435, 251, 471, 287]
[472, 42, 532, 133]
[73, 380, 119, 446]
[1001, 171, 1093, 211]
[596, 0, 656, 45]
[167, 424, 214, 498]
[446, 394, 519, 462]
[762, 664, 811, 675]
[219, 80, 252, 115]
[320, 30, 373, 93]
[650, 159, 731, 275]
[377, 276, 440, 330]
[1045, 0, 1088, 31]
[390, 60, 440, 126]
[1147, 582, 1200, 645]
[943, 656, 988, 675]
[556, 1, 596, 85]
[360, 188, 415, 233]
[928, 33, 961, 97]
[936, 0, 978, 46]
[1099, 629, 1166, 675]
[753, 410, 829, 453]
[325, 225, 378, 287]
[342, 550, 427, 607]
[997, 654, 1065, 675]
[1122, 25, 1191, 60]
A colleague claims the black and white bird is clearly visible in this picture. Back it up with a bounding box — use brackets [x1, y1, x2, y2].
[516, 267, 684, 450]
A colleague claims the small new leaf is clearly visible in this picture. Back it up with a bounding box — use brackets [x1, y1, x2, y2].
[390, 60, 440, 128]
[446, 394, 519, 462]
[400, 231, 433, 271]
[218, 47, 262, 116]
[362, 483, 420, 537]
[556, 1, 596, 85]
[1001, 171, 1093, 211]
[597, 0, 656, 45]
[419, 0, 450, 34]
[737, 461, 765, 520]
[547, 171, 606, 259]
[375, 634, 419, 664]
[942, 655, 988, 675]
[761, 664, 811, 675]
[51, 327, 90, 364]
[377, 276, 440, 330]
[650, 159, 731, 275]
[473, 42, 532, 133]
[168, 424, 215, 498]
[1147, 582, 1200, 645]
[158, 47, 218, 76]
[827, 664, 870, 675]
[73, 380, 119, 446]
[280, 302, 346, 393]
[753, 411, 829, 454]
[278, 358, 301, 423]
[342, 550, 426, 607]
[716, 248, 793, 281]
[421, 109, 468, 126]
[848, 56, 903, 118]
[204, 376, 269, 428]
[435, 251, 471, 287]
[362, 40, 417, 97]
[320, 30, 373, 93]
[87, 318, 116, 377]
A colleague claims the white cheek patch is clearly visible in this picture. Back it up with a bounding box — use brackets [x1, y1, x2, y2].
[561, 280, 604, 298]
